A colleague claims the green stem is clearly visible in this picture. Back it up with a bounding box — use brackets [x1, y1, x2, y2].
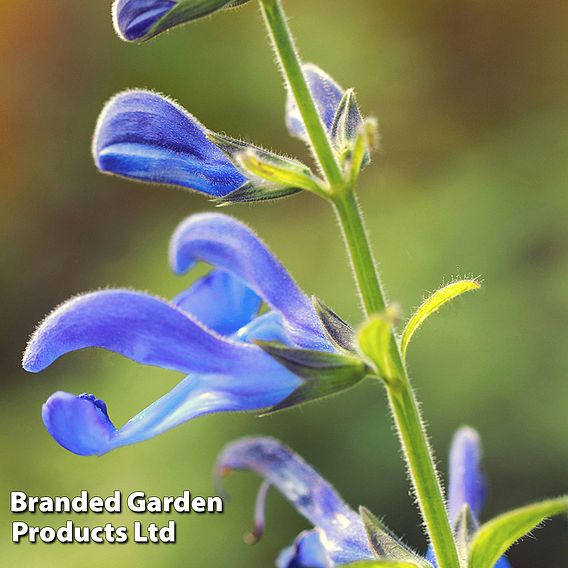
[332, 191, 386, 316]
[258, 1, 460, 566]
[333, 191, 459, 567]
[387, 380, 459, 568]
[259, 0, 344, 188]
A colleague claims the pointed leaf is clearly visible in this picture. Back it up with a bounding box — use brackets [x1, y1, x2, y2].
[360, 507, 430, 566]
[357, 310, 403, 383]
[469, 497, 568, 568]
[312, 296, 355, 352]
[401, 279, 481, 358]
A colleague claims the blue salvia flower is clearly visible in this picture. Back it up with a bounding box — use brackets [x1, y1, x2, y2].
[217, 437, 374, 566]
[22, 213, 335, 456]
[93, 67, 368, 202]
[113, 0, 251, 42]
[216, 428, 512, 567]
[93, 90, 248, 198]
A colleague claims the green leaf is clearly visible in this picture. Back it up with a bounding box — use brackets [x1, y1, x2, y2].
[312, 296, 355, 352]
[255, 342, 368, 414]
[401, 279, 481, 358]
[468, 496, 568, 568]
[359, 507, 431, 567]
[357, 309, 403, 383]
[209, 132, 325, 195]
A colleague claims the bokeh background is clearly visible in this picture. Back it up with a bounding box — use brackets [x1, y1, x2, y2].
[1, 0, 567, 566]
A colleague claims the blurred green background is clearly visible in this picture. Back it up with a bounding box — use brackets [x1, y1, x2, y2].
[1, 1, 566, 566]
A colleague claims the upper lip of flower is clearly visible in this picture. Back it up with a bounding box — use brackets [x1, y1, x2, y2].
[216, 428, 512, 568]
[22, 212, 334, 456]
[92, 89, 248, 197]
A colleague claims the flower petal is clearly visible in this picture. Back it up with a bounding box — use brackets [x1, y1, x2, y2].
[111, 368, 300, 450]
[169, 212, 331, 351]
[235, 311, 292, 345]
[29, 290, 305, 455]
[286, 64, 344, 143]
[113, 0, 176, 41]
[93, 90, 246, 197]
[173, 269, 261, 335]
[448, 427, 486, 523]
[216, 437, 371, 564]
[44, 356, 301, 456]
[113, 0, 251, 42]
[277, 529, 332, 568]
[22, 289, 250, 374]
[42, 392, 116, 456]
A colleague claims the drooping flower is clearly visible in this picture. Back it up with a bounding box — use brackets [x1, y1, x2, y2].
[22, 212, 352, 456]
[93, 65, 370, 204]
[112, 0, 251, 42]
[216, 428, 519, 567]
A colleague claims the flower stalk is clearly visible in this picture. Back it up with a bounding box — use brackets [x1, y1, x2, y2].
[258, 0, 461, 565]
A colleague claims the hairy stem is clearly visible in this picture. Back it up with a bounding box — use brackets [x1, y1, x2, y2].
[259, 0, 344, 188]
[387, 380, 459, 568]
[333, 190, 459, 567]
[258, 1, 460, 565]
[332, 190, 386, 316]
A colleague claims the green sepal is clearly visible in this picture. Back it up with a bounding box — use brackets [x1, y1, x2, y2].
[146, 0, 251, 42]
[209, 132, 325, 201]
[214, 182, 301, 205]
[468, 496, 568, 568]
[359, 507, 432, 567]
[356, 309, 404, 383]
[330, 89, 370, 167]
[312, 296, 355, 352]
[346, 117, 378, 185]
[452, 505, 478, 567]
[341, 561, 424, 567]
[255, 341, 368, 414]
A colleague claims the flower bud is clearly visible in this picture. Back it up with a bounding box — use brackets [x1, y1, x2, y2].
[113, 0, 250, 42]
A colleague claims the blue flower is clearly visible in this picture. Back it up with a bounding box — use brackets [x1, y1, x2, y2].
[93, 66, 367, 202]
[286, 64, 364, 148]
[112, 0, 251, 42]
[216, 428, 512, 567]
[217, 437, 374, 567]
[22, 213, 334, 456]
[93, 90, 247, 197]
